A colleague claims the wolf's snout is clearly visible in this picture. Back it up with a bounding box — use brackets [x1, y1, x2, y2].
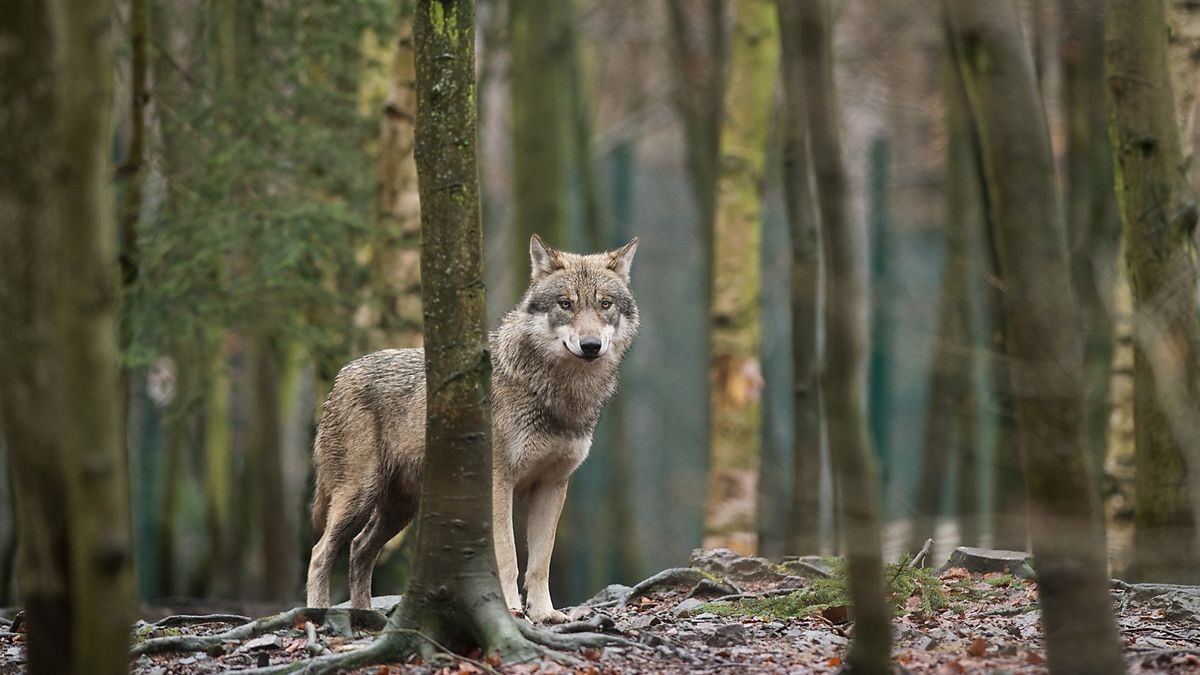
[580, 336, 603, 357]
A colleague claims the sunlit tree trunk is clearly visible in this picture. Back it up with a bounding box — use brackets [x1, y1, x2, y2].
[704, 0, 778, 551]
[1108, 0, 1200, 584]
[1168, 0, 1200, 162]
[368, 0, 423, 351]
[0, 4, 72, 672]
[775, 0, 822, 557]
[946, 1, 1124, 672]
[798, 1, 890, 671]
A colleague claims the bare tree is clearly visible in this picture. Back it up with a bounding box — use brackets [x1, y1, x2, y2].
[945, 1, 1124, 672]
[798, 1, 890, 671]
[1108, 0, 1200, 583]
[776, 0, 823, 556]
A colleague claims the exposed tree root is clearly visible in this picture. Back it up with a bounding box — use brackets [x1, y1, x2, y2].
[131, 607, 386, 656]
[620, 567, 709, 607]
[551, 613, 616, 634]
[516, 617, 643, 652]
[153, 613, 252, 628]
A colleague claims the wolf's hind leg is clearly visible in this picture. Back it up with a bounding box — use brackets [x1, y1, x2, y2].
[493, 479, 521, 612]
[305, 498, 366, 608]
[524, 480, 569, 623]
[348, 498, 415, 610]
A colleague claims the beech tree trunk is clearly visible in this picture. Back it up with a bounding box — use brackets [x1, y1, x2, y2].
[704, 0, 778, 551]
[1108, 0, 1200, 584]
[0, 3, 73, 672]
[368, 0, 423, 351]
[1060, 0, 1121, 475]
[797, 1, 890, 671]
[509, 0, 571, 290]
[775, 0, 823, 557]
[945, 1, 1124, 672]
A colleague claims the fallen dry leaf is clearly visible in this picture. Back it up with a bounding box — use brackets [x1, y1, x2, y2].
[966, 637, 988, 657]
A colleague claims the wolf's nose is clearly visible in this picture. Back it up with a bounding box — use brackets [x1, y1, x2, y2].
[580, 337, 603, 355]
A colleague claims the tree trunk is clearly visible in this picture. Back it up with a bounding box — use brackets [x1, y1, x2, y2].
[250, 334, 296, 599]
[117, 0, 148, 464]
[49, 0, 136, 670]
[945, 2, 1124, 672]
[1168, 0, 1200, 159]
[203, 340, 237, 596]
[1060, 0, 1121, 476]
[983, 190, 1027, 551]
[0, 3, 73, 672]
[775, 0, 823, 557]
[509, 0, 571, 294]
[703, 0, 778, 552]
[1107, 0, 1200, 584]
[368, 0, 423, 351]
[911, 60, 979, 553]
[665, 0, 726, 243]
[798, 2, 890, 671]
[290, 5, 542, 669]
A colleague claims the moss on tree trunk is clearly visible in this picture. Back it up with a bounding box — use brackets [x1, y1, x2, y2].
[0, 4, 73, 672]
[367, 0, 423, 351]
[50, 0, 137, 670]
[704, 0, 779, 548]
[1107, 0, 1200, 584]
[946, 1, 1124, 672]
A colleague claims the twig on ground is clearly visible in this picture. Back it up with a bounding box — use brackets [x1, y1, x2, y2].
[620, 568, 709, 607]
[1123, 626, 1200, 643]
[711, 588, 801, 604]
[552, 613, 616, 634]
[303, 621, 328, 657]
[154, 613, 252, 628]
[911, 538, 935, 568]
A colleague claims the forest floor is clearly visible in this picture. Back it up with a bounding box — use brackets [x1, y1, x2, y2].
[4, 548, 1200, 673]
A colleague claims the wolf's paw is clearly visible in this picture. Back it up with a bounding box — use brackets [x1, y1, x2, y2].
[526, 606, 569, 624]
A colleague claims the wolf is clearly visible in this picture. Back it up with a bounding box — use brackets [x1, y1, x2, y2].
[305, 234, 639, 623]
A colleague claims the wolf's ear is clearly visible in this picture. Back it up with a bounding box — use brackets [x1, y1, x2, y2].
[606, 237, 639, 282]
[530, 234, 565, 280]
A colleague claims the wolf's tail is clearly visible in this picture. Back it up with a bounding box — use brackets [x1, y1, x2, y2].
[310, 482, 329, 540]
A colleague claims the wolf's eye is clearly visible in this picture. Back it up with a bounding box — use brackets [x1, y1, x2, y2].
[558, 299, 573, 310]
[600, 299, 613, 310]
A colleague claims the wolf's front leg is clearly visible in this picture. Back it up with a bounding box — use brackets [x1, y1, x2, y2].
[493, 478, 521, 612]
[524, 480, 570, 623]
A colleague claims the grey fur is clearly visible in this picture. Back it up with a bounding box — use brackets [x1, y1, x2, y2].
[306, 236, 639, 621]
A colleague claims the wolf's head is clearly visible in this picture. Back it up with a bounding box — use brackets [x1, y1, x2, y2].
[508, 234, 640, 366]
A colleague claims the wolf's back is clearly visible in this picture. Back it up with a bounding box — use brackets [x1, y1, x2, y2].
[310, 348, 427, 532]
